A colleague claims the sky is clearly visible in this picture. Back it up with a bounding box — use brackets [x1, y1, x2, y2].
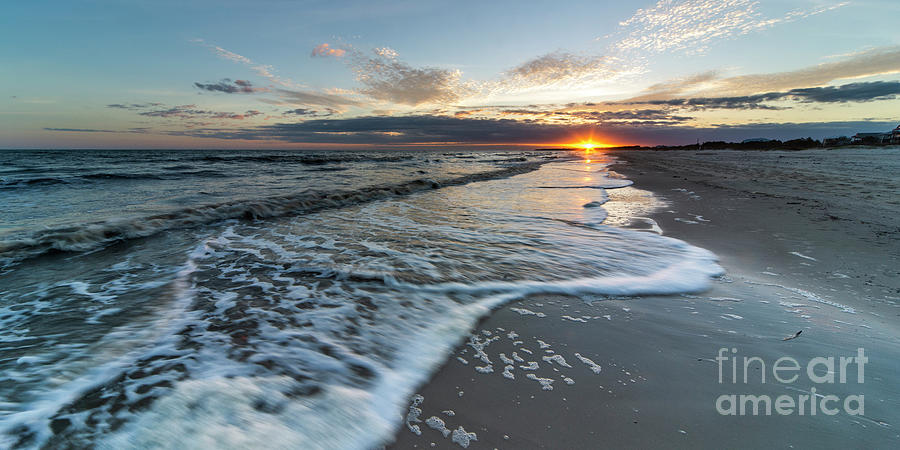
[2, 0, 900, 149]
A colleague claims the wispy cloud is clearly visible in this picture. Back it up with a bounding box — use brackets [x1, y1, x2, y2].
[194, 79, 268, 94]
[107, 102, 163, 109]
[460, 1, 847, 99]
[614, 0, 848, 55]
[192, 38, 301, 88]
[109, 103, 263, 121]
[266, 89, 362, 109]
[308, 43, 472, 105]
[43, 127, 118, 133]
[498, 52, 627, 91]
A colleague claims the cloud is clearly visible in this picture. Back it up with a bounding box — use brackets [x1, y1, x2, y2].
[170, 115, 584, 144]
[194, 79, 268, 94]
[614, 0, 847, 55]
[43, 127, 152, 134]
[108, 103, 263, 120]
[492, 106, 694, 125]
[560, 109, 694, 123]
[348, 48, 470, 106]
[787, 81, 900, 103]
[269, 88, 362, 109]
[283, 108, 337, 117]
[44, 127, 118, 133]
[311, 43, 346, 57]
[623, 81, 900, 110]
[374, 47, 398, 58]
[502, 52, 622, 89]
[106, 102, 162, 109]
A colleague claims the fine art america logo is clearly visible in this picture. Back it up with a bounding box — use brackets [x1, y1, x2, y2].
[715, 347, 867, 416]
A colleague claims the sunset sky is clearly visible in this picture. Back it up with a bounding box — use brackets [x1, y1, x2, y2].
[3, 0, 900, 149]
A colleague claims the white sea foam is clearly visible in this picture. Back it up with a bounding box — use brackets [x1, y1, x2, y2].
[542, 354, 573, 368]
[789, 251, 818, 261]
[426, 416, 451, 437]
[526, 374, 555, 391]
[574, 353, 602, 374]
[562, 315, 588, 323]
[451, 426, 478, 448]
[510, 307, 547, 318]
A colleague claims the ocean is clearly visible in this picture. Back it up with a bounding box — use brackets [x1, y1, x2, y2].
[0, 149, 721, 448]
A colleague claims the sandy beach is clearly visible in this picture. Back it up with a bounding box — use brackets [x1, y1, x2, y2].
[390, 148, 900, 449]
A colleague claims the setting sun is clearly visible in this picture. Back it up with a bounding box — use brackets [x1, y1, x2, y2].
[569, 138, 609, 151]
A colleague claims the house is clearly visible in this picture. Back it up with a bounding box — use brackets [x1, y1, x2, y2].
[851, 132, 892, 145]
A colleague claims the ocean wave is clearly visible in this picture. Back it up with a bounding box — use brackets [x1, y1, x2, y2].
[0, 170, 230, 190]
[0, 177, 71, 188]
[191, 153, 412, 165]
[0, 161, 546, 269]
[80, 172, 166, 180]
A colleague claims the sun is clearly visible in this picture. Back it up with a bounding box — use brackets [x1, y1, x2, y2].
[574, 140, 602, 151]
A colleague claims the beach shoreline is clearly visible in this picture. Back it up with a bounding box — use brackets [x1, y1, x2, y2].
[388, 149, 900, 448]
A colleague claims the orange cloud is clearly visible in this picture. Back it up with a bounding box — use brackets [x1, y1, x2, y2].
[311, 43, 346, 58]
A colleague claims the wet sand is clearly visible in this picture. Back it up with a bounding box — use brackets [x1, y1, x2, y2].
[389, 149, 900, 449]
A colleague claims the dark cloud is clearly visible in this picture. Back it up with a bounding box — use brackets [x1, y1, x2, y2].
[164, 115, 898, 147]
[43, 127, 150, 134]
[629, 81, 900, 110]
[637, 94, 787, 110]
[170, 115, 590, 144]
[558, 109, 694, 123]
[194, 78, 267, 94]
[495, 108, 693, 125]
[283, 108, 337, 117]
[787, 81, 900, 103]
